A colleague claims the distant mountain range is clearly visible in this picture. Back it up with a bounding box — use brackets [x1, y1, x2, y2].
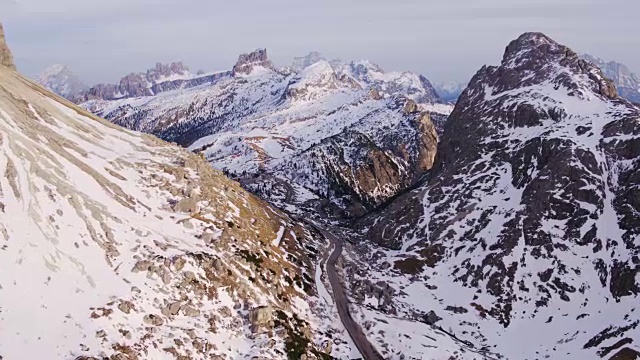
[72, 50, 452, 217]
[581, 53, 640, 103]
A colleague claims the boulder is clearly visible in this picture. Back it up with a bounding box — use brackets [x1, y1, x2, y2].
[249, 305, 273, 333]
[424, 310, 442, 325]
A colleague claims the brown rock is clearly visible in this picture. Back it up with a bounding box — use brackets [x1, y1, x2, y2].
[232, 49, 274, 76]
[249, 305, 273, 333]
[161, 301, 182, 317]
[0, 23, 16, 70]
[118, 300, 135, 314]
[181, 305, 201, 317]
[143, 314, 164, 326]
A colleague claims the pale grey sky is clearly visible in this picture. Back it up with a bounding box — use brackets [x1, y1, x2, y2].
[1, 0, 639, 85]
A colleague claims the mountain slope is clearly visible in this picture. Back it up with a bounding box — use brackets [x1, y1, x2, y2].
[36, 64, 88, 99]
[581, 54, 640, 104]
[359, 32, 640, 359]
[81, 50, 451, 217]
[0, 40, 342, 359]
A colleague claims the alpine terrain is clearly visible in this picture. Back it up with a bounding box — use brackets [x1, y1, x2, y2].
[356, 33, 640, 359]
[581, 54, 640, 104]
[0, 22, 485, 360]
[77, 50, 453, 218]
[35, 64, 88, 99]
[0, 24, 357, 360]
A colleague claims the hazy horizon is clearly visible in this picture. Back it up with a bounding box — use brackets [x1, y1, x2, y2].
[1, 0, 639, 85]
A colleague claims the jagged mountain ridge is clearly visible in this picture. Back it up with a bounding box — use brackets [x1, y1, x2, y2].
[35, 64, 88, 99]
[0, 35, 348, 359]
[581, 53, 640, 104]
[358, 32, 640, 359]
[81, 49, 452, 217]
[75, 61, 231, 102]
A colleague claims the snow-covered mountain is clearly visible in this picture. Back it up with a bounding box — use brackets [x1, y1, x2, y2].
[35, 64, 88, 99]
[581, 53, 640, 104]
[80, 49, 452, 217]
[335, 59, 443, 106]
[0, 28, 358, 360]
[356, 33, 640, 359]
[434, 81, 467, 103]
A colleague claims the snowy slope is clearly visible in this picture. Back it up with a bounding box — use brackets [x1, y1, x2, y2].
[81, 50, 451, 217]
[0, 62, 347, 359]
[358, 33, 640, 359]
[35, 64, 88, 99]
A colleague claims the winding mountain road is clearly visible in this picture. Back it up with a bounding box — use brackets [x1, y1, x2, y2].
[240, 175, 384, 359]
[317, 226, 386, 360]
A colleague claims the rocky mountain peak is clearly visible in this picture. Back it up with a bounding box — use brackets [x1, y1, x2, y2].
[291, 51, 325, 72]
[364, 32, 640, 358]
[232, 48, 274, 75]
[0, 22, 16, 70]
[285, 60, 344, 101]
[473, 32, 618, 102]
[146, 61, 190, 81]
[36, 64, 88, 99]
[502, 32, 558, 62]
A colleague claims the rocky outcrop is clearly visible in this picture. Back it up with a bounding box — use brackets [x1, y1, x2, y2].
[0, 23, 16, 70]
[249, 305, 274, 333]
[146, 61, 189, 81]
[232, 48, 274, 76]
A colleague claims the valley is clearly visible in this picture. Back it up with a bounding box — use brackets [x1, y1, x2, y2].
[1, 9, 639, 360]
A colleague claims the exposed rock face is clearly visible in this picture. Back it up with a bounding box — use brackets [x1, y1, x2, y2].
[269, 96, 440, 216]
[249, 305, 274, 332]
[362, 32, 640, 359]
[146, 61, 190, 82]
[232, 49, 274, 76]
[582, 53, 640, 103]
[75, 61, 231, 102]
[0, 23, 16, 70]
